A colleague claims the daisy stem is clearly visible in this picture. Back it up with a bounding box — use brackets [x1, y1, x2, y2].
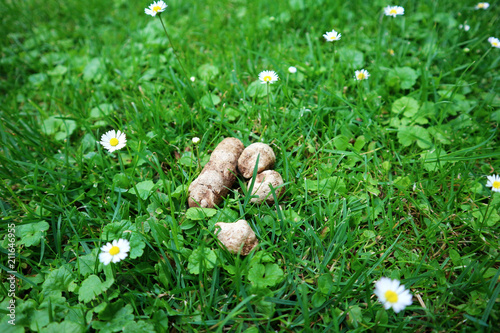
[331, 43, 336, 79]
[158, 15, 198, 104]
[479, 192, 493, 233]
[357, 81, 364, 105]
[110, 263, 117, 280]
[118, 152, 126, 175]
[195, 144, 201, 171]
[376, 13, 384, 64]
[266, 83, 271, 123]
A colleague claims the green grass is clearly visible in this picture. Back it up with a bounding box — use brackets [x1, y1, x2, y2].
[1, 0, 500, 331]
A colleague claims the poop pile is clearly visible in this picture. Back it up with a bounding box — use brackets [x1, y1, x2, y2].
[187, 137, 285, 255]
[187, 138, 284, 209]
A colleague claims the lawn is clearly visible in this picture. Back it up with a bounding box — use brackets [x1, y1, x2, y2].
[1, 0, 499, 332]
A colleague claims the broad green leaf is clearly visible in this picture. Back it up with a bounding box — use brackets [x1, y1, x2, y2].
[306, 177, 347, 197]
[129, 233, 146, 259]
[41, 116, 77, 139]
[428, 126, 452, 145]
[179, 151, 197, 167]
[347, 305, 363, 329]
[472, 209, 500, 227]
[483, 267, 499, 279]
[54, 119, 77, 140]
[47, 65, 68, 76]
[41, 116, 60, 135]
[421, 149, 448, 172]
[225, 106, 243, 121]
[171, 184, 187, 198]
[375, 308, 389, 328]
[102, 220, 133, 240]
[200, 93, 221, 108]
[247, 80, 268, 98]
[128, 180, 155, 200]
[249, 251, 275, 266]
[113, 173, 130, 188]
[208, 208, 239, 228]
[394, 176, 411, 189]
[381, 161, 391, 172]
[337, 48, 364, 68]
[0, 319, 25, 333]
[16, 221, 50, 247]
[289, 0, 306, 10]
[90, 103, 114, 119]
[42, 265, 74, 294]
[448, 249, 461, 265]
[386, 67, 418, 90]
[333, 135, 351, 150]
[363, 230, 376, 239]
[318, 274, 335, 294]
[397, 126, 432, 148]
[283, 209, 302, 223]
[28, 73, 48, 86]
[188, 247, 217, 274]
[123, 321, 156, 333]
[186, 207, 217, 220]
[78, 275, 114, 303]
[83, 57, 104, 81]
[353, 136, 366, 152]
[197, 63, 220, 81]
[42, 321, 85, 333]
[92, 304, 134, 333]
[139, 68, 157, 81]
[491, 110, 500, 123]
[312, 292, 326, 307]
[77, 250, 99, 277]
[248, 263, 284, 289]
[392, 96, 419, 117]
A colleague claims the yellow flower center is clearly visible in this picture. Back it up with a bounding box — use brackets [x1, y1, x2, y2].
[109, 246, 120, 256]
[390, 9, 398, 15]
[357, 73, 365, 80]
[153, 5, 162, 12]
[493, 181, 500, 189]
[478, 3, 485, 8]
[264, 76, 272, 82]
[385, 290, 399, 303]
[109, 138, 119, 146]
[493, 42, 499, 47]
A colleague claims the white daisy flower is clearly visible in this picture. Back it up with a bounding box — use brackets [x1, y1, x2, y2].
[374, 277, 413, 313]
[192, 137, 200, 145]
[145, 0, 167, 17]
[486, 174, 500, 192]
[100, 130, 127, 153]
[258, 70, 279, 84]
[190, 76, 196, 82]
[99, 239, 131, 265]
[323, 30, 341, 42]
[488, 37, 500, 48]
[384, 5, 405, 17]
[475, 2, 490, 9]
[355, 69, 370, 80]
[288, 66, 297, 74]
